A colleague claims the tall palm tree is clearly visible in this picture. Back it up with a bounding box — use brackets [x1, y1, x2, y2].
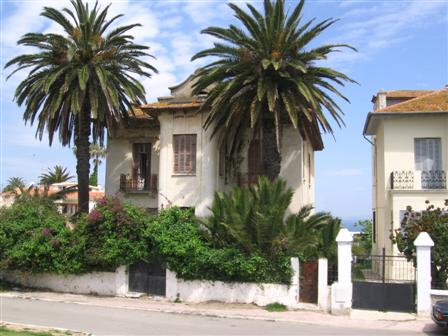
[39, 165, 74, 186]
[191, 0, 356, 179]
[88, 143, 106, 186]
[5, 0, 157, 212]
[2, 177, 27, 193]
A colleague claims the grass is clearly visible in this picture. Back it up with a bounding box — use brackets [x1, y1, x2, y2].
[0, 326, 77, 336]
[264, 302, 288, 312]
[0, 327, 54, 336]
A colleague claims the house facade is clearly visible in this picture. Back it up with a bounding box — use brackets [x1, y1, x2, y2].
[363, 87, 448, 255]
[105, 75, 322, 216]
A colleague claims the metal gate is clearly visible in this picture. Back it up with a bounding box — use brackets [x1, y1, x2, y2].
[352, 249, 416, 312]
[129, 259, 166, 296]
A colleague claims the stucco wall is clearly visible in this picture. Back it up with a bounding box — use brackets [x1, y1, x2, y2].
[166, 257, 300, 307]
[158, 112, 218, 216]
[373, 115, 448, 255]
[1, 266, 128, 296]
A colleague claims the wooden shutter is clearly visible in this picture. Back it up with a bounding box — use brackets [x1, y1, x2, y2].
[173, 134, 197, 174]
[145, 144, 152, 189]
[132, 143, 140, 180]
[173, 136, 180, 173]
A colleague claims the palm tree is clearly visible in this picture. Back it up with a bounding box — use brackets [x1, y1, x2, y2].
[39, 165, 74, 186]
[72, 143, 106, 186]
[2, 177, 27, 193]
[191, 0, 356, 179]
[5, 0, 157, 212]
[88, 143, 106, 186]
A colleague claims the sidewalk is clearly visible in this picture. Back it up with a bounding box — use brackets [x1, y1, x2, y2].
[0, 291, 438, 334]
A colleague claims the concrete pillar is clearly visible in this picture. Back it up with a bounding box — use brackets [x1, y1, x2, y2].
[290, 257, 300, 303]
[195, 122, 217, 217]
[414, 232, 434, 317]
[318, 258, 329, 311]
[330, 228, 353, 315]
[157, 113, 171, 210]
[115, 265, 129, 296]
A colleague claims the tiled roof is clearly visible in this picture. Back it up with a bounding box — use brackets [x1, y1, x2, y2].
[140, 100, 202, 110]
[131, 107, 153, 119]
[384, 90, 435, 99]
[378, 89, 448, 113]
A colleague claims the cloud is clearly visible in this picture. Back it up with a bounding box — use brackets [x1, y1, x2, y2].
[325, 169, 363, 177]
[325, 0, 447, 68]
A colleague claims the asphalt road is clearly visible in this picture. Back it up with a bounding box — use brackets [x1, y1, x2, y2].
[0, 297, 443, 335]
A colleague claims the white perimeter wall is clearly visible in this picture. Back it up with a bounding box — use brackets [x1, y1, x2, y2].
[0, 266, 128, 296]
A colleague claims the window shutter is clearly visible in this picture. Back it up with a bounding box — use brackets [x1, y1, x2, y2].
[132, 143, 139, 179]
[146, 143, 152, 188]
[173, 134, 197, 174]
[173, 136, 180, 173]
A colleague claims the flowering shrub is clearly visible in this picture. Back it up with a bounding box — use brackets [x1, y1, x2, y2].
[75, 196, 151, 272]
[0, 197, 84, 273]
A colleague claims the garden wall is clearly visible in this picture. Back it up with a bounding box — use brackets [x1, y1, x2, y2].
[165, 257, 300, 307]
[0, 266, 128, 296]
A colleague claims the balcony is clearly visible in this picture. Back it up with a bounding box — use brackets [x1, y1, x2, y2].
[120, 174, 158, 194]
[390, 170, 447, 190]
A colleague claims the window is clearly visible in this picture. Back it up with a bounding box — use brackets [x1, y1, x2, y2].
[414, 138, 442, 171]
[132, 143, 151, 189]
[173, 134, 197, 174]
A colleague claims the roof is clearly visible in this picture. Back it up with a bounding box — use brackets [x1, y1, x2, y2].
[140, 100, 202, 110]
[377, 89, 448, 113]
[364, 88, 448, 135]
[383, 90, 434, 99]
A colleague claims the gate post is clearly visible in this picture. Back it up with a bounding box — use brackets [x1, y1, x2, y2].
[330, 228, 353, 315]
[414, 232, 434, 317]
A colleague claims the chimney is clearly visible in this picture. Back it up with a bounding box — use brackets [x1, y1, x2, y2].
[373, 89, 387, 112]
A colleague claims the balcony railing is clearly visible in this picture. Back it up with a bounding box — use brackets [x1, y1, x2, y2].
[390, 170, 446, 190]
[120, 174, 158, 194]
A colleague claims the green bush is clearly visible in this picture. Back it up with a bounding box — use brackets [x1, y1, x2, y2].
[72, 196, 151, 272]
[202, 177, 339, 261]
[147, 207, 292, 284]
[0, 197, 84, 273]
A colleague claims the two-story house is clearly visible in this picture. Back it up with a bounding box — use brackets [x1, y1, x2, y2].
[105, 74, 322, 216]
[363, 87, 448, 255]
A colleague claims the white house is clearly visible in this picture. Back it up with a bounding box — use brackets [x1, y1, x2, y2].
[363, 87, 448, 255]
[105, 74, 322, 216]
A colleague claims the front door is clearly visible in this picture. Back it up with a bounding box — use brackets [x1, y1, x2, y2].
[129, 259, 166, 296]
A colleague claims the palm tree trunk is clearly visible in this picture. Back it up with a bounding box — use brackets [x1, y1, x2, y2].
[75, 107, 91, 213]
[262, 116, 281, 180]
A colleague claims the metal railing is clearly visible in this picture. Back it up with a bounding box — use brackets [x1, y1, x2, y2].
[119, 174, 158, 193]
[390, 170, 446, 190]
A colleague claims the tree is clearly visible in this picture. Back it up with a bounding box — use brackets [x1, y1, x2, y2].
[39, 165, 74, 186]
[191, 0, 356, 180]
[391, 202, 448, 289]
[72, 143, 106, 186]
[89, 143, 106, 186]
[202, 176, 336, 260]
[352, 219, 372, 256]
[5, 0, 157, 213]
[2, 177, 27, 193]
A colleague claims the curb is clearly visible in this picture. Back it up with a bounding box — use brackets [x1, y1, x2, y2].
[1, 321, 89, 335]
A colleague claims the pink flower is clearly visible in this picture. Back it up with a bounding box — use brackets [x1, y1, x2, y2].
[42, 228, 51, 237]
[88, 209, 103, 222]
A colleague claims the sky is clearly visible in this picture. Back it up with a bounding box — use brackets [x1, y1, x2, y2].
[0, 0, 447, 222]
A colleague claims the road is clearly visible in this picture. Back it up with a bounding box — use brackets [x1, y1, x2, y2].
[0, 297, 442, 335]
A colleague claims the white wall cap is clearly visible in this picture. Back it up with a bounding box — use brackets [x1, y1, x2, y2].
[414, 232, 434, 247]
[336, 228, 353, 243]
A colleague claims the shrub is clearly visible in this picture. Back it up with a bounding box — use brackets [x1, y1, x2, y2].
[75, 196, 151, 272]
[202, 177, 338, 261]
[0, 197, 84, 273]
[391, 201, 448, 289]
[147, 207, 292, 284]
